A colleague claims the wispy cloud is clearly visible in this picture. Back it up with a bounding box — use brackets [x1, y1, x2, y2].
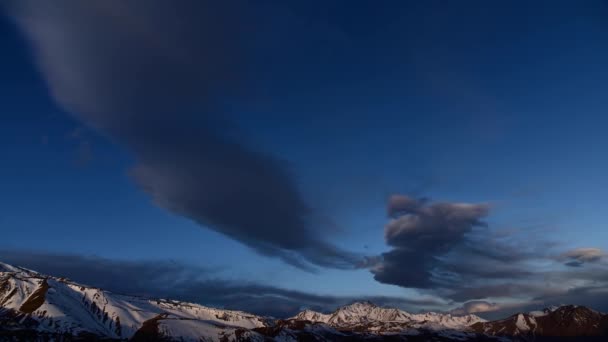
[559, 247, 605, 267]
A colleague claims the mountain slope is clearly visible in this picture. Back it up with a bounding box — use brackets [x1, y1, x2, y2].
[0, 262, 489, 341]
[472, 305, 608, 340]
[0, 262, 267, 341]
[2, 261, 607, 341]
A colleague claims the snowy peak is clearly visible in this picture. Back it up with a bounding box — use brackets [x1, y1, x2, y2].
[290, 302, 412, 328]
[339, 300, 378, 309]
[328, 301, 412, 327]
[410, 311, 485, 329]
[0, 261, 34, 274]
[0, 262, 16, 272]
[291, 309, 331, 323]
[290, 301, 484, 332]
[1, 262, 268, 341]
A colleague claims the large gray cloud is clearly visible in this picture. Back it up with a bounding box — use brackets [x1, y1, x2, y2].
[372, 195, 490, 288]
[2, 0, 360, 270]
[372, 195, 608, 316]
[374, 195, 552, 293]
[0, 250, 445, 318]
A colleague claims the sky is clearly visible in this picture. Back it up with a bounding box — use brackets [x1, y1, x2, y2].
[1, 0, 608, 319]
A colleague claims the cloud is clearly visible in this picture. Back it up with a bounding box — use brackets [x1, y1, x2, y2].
[449, 300, 542, 320]
[446, 283, 550, 303]
[372, 195, 489, 288]
[371, 194, 608, 317]
[450, 300, 500, 315]
[2, 0, 360, 270]
[0, 250, 445, 318]
[560, 248, 605, 267]
[5, 1, 608, 316]
[384, 200, 489, 250]
[386, 194, 424, 217]
[373, 195, 554, 294]
[446, 274, 608, 317]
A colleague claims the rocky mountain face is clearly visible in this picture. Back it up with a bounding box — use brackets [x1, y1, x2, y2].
[472, 305, 608, 340]
[1, 261, 607, 341]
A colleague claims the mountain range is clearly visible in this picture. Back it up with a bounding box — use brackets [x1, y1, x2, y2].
[1, 261, 606, 341]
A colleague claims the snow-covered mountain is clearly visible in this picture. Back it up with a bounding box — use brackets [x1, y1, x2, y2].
[0, 262, 267, 341]
[291, 309, 332, 323]
[290, 301, 484, 332]
[2, 261, 607, 341]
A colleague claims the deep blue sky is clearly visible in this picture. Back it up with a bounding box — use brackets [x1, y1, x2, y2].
[1, 1, 608, 317]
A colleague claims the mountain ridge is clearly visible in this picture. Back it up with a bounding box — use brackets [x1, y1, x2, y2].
[1, 261, 607, 341]
[290, 300, 485, 331]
